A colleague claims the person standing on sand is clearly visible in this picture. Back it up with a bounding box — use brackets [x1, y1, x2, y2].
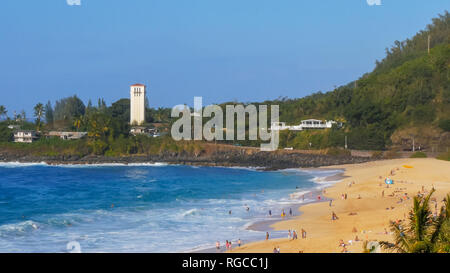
[269, 210, 272, 217]
[266, 232, 269, 240]
[329, 200, 332, 206]
[332, 211, 338, 220]
[238, 239, 241, 247]
[289, 208, 292, 216]
[216, 241, 220, 250]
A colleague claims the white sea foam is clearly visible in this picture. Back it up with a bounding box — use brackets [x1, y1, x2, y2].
[0, 161, 170, 168]
[213, 165, 264, 171]
[57, 162, 169, 168]
[0, 220, 40, 236]
[0, 162, 48, 168]
[181, 208, 202, 217]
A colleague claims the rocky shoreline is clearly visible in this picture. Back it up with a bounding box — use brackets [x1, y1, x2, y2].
[0, 149, 373, 170]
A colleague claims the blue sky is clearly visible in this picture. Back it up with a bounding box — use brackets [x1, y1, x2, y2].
[0, 0, 448, 117]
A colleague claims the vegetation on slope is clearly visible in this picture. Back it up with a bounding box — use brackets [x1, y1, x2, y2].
[0, 12, 448, 155]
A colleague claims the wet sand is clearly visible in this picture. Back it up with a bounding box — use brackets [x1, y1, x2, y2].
[192, 171, 341, 253]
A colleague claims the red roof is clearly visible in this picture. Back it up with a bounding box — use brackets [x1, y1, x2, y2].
[131, 83, 146, 87]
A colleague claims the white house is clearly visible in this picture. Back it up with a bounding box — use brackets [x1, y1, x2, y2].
[47, 131, 87, 140]
[130, 83, 146, 125]
[130, 127, 160, 137]
[299, 119, 337, 129]
[14, 130, 38, 143]
[270, 119, 339, 131]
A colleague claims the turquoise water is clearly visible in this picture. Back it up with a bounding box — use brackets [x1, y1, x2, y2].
[0, 162, 340, 252]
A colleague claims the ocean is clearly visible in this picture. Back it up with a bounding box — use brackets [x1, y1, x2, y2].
[0, 162, 342, 253]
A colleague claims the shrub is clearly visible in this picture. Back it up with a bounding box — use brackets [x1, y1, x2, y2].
[371, 151, 384, 159]
[326, 147, 351, 156]
[410, 151, 427, 158]
[437, 151, 450, 161]
[438, 119, 450, 132]
[384, 150, 400, 159]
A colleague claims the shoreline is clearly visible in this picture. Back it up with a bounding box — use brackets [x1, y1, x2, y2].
[0, 147, 373, 171]
[229, 158, 450, 253]
[190, 168, 345, 253]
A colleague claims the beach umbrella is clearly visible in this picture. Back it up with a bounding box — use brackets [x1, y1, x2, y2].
[366, 241, 381, 253]
[385, 178, 394, 185]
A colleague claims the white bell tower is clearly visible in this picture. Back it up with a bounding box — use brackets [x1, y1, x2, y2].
[130, 84, 146, 125]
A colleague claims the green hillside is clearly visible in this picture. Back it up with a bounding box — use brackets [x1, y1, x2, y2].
[0, 12, 448, 156]
[254, 11, 449, 151]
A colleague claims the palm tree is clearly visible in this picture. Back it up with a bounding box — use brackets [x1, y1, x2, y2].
[34, 103, 45, 131]
[87, 112, 110, 140]
[156, 107, 164, 122]
[20, 110, 27, 123]
[431, 193, 450, 252]
[73, 115, 84, 132]
[379, 189, 450, 253]
[0, 105, 7, 120]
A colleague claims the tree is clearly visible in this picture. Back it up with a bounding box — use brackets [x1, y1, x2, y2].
[87, 112, 111, 140]
[45, 101, 54, 126]
[109, 98, 130, 123]
[73, 115, 84, 132]
[0, 123, 13, 142]
[20, 110, 26, 122]
[0, 105, 7, 120]
[87, 112, 111, 155]
[53, 95, 85, 121]
[34, 103, 45, 131]
[379, 189, 450, 253]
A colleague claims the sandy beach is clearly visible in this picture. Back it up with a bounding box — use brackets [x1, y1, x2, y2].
[230, 158, 450, 253]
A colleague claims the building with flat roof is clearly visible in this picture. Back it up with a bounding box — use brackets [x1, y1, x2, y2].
[14, 130, 38, 143]
[270, 119, 340, 131]
[47, 131, 87, 140]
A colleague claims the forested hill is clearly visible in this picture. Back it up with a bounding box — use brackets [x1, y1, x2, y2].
[256, 11, 449, 151]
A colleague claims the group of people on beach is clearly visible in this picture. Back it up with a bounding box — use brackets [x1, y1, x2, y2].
[269, 208, 293, 218]
[217, 238, 242, 251]
[280, 208, 293, 218]
[287, 228, 307, 240]
[288, 229, 297, 240]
